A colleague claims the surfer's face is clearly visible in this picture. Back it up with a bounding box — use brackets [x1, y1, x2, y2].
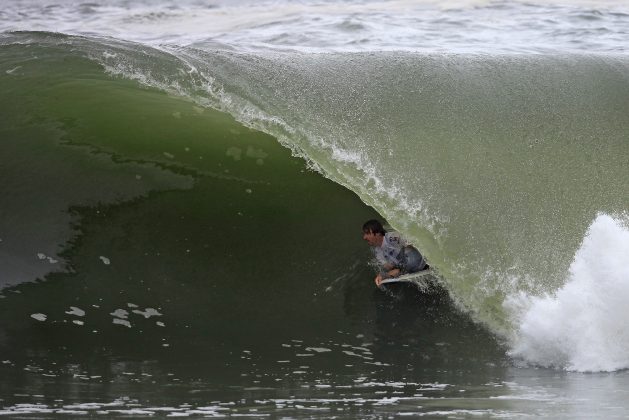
[362, 230, 382, 247]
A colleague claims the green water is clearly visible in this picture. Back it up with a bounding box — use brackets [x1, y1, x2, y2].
[2, 37, 629, 418]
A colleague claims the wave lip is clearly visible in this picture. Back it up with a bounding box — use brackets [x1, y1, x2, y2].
[507, 214, 629, 372]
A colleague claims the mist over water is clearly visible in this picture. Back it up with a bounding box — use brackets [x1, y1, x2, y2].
[1, 0, 629, 417]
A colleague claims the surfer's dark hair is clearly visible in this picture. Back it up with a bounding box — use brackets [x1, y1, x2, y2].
[362, 219, 386, 235]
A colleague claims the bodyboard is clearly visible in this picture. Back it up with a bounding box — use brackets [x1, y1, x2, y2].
[379, 269, 439, 293]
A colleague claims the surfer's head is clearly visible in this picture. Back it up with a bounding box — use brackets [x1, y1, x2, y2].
[362, 219, 386, 246]
[362, 219, 386, 235]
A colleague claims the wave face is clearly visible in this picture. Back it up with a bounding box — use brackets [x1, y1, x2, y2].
[105, 40, 629, 372]
[0, 0, 629, 371]
[90, 39, 629, 313]
[3, 31, 628, 372]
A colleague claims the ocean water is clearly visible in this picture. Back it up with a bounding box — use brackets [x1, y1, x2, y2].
[1, 0, 628, 417]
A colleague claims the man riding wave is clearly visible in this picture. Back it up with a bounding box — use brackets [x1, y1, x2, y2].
[362, 219, 429, 287]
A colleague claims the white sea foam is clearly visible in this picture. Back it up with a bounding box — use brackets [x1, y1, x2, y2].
[2, 0, 629, 54]
[113, 318, 132, 328]
[37, 253, 58, 264]
[65, 306, 85, 317]
[30, 313, 47, 322]
[506, 214, 629, 372]
[304, 347, 332, 353]
[132, 308, 162, 318]
[110, 309, 129, 319]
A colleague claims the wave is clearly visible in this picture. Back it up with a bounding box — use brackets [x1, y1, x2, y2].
[1, 31, 628, 371]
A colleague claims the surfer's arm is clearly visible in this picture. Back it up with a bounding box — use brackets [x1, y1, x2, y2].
[383, 261, 402, 278]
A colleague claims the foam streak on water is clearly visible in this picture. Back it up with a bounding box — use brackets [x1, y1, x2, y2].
[507, 214, 629, 372]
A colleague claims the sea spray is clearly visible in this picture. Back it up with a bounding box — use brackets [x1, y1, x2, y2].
[506, 214, 629, 372]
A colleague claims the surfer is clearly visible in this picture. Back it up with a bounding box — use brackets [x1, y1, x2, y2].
[362, 219, 428, 287]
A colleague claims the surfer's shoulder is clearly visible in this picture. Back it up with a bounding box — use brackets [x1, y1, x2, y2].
[384, 231, 402, 244]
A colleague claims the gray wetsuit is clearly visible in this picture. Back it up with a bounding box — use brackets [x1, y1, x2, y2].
[372, 231, 426, 278]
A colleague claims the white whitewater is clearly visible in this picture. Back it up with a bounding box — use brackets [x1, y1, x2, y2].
[507, 214, 629, 371]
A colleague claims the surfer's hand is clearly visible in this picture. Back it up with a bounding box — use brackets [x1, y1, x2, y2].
[388, 268, 401, 278]
[375, 274, 383, 286]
